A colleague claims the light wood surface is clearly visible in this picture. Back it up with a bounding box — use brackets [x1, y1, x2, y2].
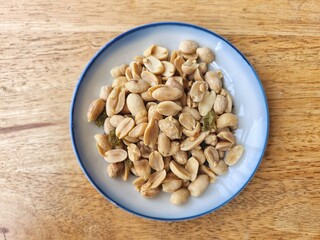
[1, 0, 320, 239]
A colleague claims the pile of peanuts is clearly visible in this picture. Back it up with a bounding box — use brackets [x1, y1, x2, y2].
[87, 40, 244, 205]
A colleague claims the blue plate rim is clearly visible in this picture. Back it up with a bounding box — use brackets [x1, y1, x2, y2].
[69, 21, 270, 221]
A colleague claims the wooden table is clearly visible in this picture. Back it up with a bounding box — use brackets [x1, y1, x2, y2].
[1, 0, 319, 239]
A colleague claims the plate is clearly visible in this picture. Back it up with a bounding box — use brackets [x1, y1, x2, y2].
[70, 22, 269, 221]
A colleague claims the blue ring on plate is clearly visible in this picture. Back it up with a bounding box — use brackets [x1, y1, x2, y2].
[70, 21, 270, 221]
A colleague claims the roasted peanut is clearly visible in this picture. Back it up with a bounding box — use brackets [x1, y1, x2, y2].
[125, 67, 133, 81]
[216, 113, 238, 129]
[135, 110, 148, 125]
[143, 55, 164, 74]
[140, 90, 156, 102]
[193, 68, 204, 81]
[147, 169, 166, 188]
[182, 59, 198, 75]
[162, 179, 182, 193]
[87, 98, 105, 122]
[182, 52, 198, 60]
[106, 87, 125, 116]
[225, 91, 233, 113]
[199, 165, 217, 183]
[140, 184, 161, 198]
[122, 159, 132, 181]
[149, 150, 164, 171]
[115, 117, 135, 139]
[204, 146, 219, 167]
[217, 131, 236, 145]
[179, 112, 196, 131]
[126, 93, 146, 116]
[157, 101, 182, 116]
[143, 117, 159, 148]
[132, 177, 146, 191]
[170, 50, 181, 63]
[180, 131, 209, 151]
[179, 40, 198, 54]
[112, 76, 128, 89]
[210, 160, 228, 175]
[104, 117, 114, 135]
[170, 188, 190, 205]
[158, 132, 171, 157]
[152, 86, 183, 101]
[188, 174, 210, 197]
[134, 159, 151, 180]
[122, 136, 139, 145]
[141, 71, 159, 87]
[173, 150, 188, 165]
[174, 55, 185, 76]
[199, 91, 216, 116]
[204, 71, 222, 93]
[143, 45, 169, 60]
[169, 161, 190, 180]
[99, 85, 113, 101]
[111, 64, 128, 78]
[214, 95, 227, 114]
[129, 61, 142, 79]
[182, 106, 201, 121]
[181, 122, 201, 137]
[96, 143, 106, 157]
[107, 162, 124, 178]
[161, 61, 175, 77]
[110, 115, 125, 127]
[129, 123, 147, 138]
[225, 145, 244, 166]
[185, 157, 199, 181]
[165, 76, 184, 91]
[205, 134, 218, 146]
[127, 143, 141, 161]
[159, 116, 181, 140]
[139, 143, 152, 159]
[191, 149, 206, 165]
[190, 81, 208, 103]
[148, 104, 163, 122]
[198, 62, 207, 74]
[134, 56, 144, 65]
[94, 134, 111, 151]
[104, 149, 127, 163]
[196, 47, 215, 63]
[169, 141, 181, 156]
[125, 79, 150, 94]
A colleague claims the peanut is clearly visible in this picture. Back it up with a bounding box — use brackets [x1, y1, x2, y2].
[225, 145, 244, 166]
[196, 47, 215, 63]
[87, 98, 105, 122]
[149, 151, 164, 171]
[99, 85, 113, 101]
[110, 64, 128, 78]
[152, 86, 183, 101]
[170, 188, 190, 205]
[179, 40, 198, 54]
[126, 93, 146, 116]
[188, 174, 210, 197]
[104, 149, 127, 163]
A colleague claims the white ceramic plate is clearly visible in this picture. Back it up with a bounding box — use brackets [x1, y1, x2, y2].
[70, 22, 269, 221]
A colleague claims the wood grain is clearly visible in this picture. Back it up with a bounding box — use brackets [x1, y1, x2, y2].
[1, 0, 320, 239]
